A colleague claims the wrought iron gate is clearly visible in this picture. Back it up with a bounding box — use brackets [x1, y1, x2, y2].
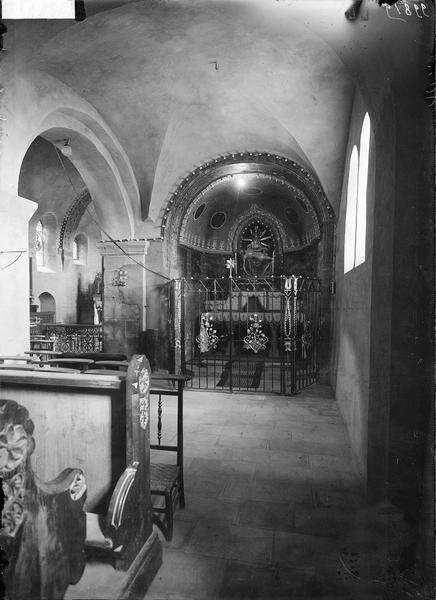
[169, 275, 321, 394]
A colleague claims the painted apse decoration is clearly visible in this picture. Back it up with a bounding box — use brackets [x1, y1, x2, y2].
[161, 153, 335, 392]
[177, 171, 322, 278]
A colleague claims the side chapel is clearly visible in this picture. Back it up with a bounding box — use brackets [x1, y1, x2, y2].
[0, 0, 433, 597]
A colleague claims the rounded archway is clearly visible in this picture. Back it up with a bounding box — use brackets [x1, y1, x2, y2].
[161, 151, 335, 389]
[162, 152, 335, 281]
[38, 292, 56, 314]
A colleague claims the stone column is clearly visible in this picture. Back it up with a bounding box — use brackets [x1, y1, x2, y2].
[0, 191, 37, 354]
[97, 240, 150, 357]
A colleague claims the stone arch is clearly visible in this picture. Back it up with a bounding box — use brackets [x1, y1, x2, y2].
[58, 189, 92, 261]
[38, 291, 56, 314]
[2, 79, 139, 240]
[162, 151, 335, 279]
[37, 108, 136, 239]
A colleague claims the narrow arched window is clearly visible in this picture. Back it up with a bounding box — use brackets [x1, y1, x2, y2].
[35, 220, 45, 267]
[355, 113, 370, 267]
[72, 238, 79, 261]
[73, 233, 88, 265]
[344, 113, 371, 273]
[344, 146, 359, 274]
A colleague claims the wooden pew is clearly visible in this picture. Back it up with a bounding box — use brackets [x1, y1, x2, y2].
[0, 399, 87, 600]
[0, 355, 162, 600]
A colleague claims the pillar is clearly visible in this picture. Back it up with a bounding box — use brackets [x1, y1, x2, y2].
[98, 240, 149, 357]
[0, 191, 37, 354]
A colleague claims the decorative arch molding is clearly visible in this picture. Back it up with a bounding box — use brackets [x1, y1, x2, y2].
[3, 76, 139, 239]
[179, 173, 321, 255]
[162, 151, 334, 232]
[58, 189, 92, 258]
[38, 108, 136, 239]
[162, 151, 335, 275]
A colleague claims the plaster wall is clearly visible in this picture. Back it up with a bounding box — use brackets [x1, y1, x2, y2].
[332, 91, 375, 478]
[0, 193, 37, 354]
[19, 137, 102, 324]
[387, 84, 433, 517]
[99, 240, 149, 357]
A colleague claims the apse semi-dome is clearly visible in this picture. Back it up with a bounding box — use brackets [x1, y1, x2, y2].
[179, 172, 321, 254]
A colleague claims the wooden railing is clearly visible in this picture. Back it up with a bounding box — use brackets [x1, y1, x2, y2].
[45, 324, 103, 353]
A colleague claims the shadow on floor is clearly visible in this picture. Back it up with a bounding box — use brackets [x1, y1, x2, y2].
[146, 385, 417, 600]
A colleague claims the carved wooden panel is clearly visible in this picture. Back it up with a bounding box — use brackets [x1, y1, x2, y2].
[0, 399, 87, 600]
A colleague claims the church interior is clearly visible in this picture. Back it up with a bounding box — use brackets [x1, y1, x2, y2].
[0, 0, 433, 598]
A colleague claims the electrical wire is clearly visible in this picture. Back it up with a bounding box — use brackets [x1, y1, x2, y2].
[54, 145, 170, 281]
[84, 204, 170, 280]
[0, 251, 25, 270]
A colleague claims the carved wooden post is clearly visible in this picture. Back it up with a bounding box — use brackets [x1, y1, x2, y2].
[109, 354, 162, 584]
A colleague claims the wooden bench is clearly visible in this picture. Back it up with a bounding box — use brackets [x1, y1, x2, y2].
[95, 360, 130, 371]
[0, 355, 39, 364]
[0, 398, 87, 600]
[24, 349, 63, 361]
[41, 357, 95, 370]
[0, 355, 162, 599]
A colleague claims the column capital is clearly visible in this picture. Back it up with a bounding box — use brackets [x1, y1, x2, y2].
[97, 239, 150, 257]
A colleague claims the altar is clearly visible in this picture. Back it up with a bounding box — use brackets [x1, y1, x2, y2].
[170, 275, 321, 394]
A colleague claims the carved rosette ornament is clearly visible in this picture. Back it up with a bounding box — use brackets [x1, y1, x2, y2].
[0, 399, 88, 599]
[196, 312, 218, 353]
[68, 472, 87, 501]
[131, 355, 150, 430]
[243, 314, 268, 353]
[0, 408, 35, 539]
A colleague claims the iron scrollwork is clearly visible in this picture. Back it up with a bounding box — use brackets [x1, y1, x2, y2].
[243, 313, 268, 353]
[196, 312, 218, 353]
[301, 319, 313, 359]
[283, 276, 299, 352]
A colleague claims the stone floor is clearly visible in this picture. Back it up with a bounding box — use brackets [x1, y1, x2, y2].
[146, 385, 403, 600]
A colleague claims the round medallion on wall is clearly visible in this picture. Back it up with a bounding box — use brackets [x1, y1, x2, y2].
[210, 212, 227, 229]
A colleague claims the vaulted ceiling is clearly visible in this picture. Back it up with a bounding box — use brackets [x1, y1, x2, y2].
[3, 0, 433, 238]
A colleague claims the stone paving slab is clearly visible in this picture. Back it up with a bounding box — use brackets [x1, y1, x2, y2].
[184, 521, 274, 564]
[237, 499, 295, 532]
[146, 387, 373, 600]
[147, 549, 225, 599]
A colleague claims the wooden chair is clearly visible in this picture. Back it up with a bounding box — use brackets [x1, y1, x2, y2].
[149, 373, 189, 541]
